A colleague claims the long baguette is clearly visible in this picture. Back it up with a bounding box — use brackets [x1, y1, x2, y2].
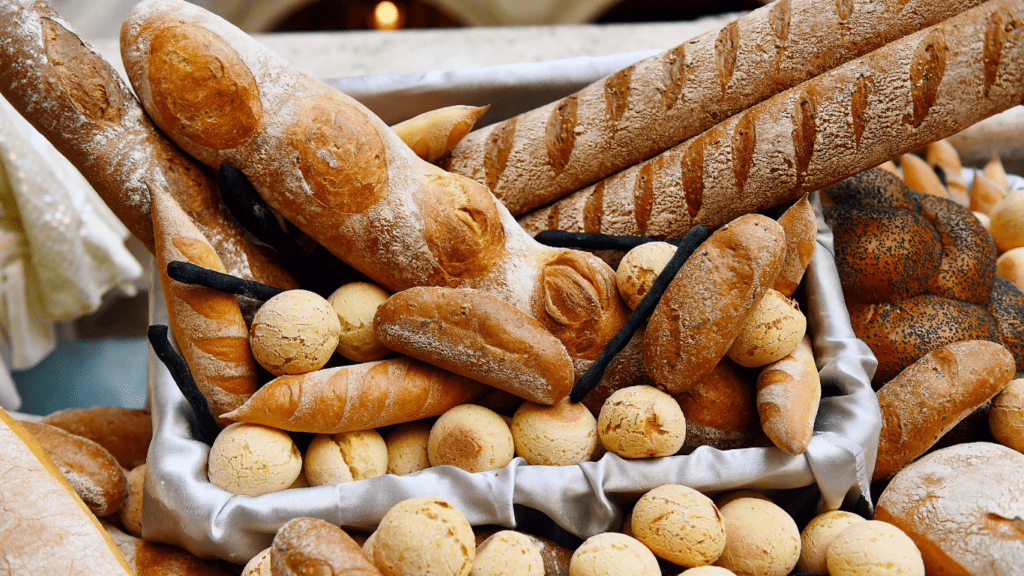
[221, 357, 485, 434]
[519, 0, 1024, 240]
[442, 0, 983, 216]
[0, 0, 296, 290]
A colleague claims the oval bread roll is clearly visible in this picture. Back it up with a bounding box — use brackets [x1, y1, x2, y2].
[42, 406, 152, 470]
[756, 334, 820, 456]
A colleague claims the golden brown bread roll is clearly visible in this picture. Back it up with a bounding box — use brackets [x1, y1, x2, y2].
[373, 286, 574, 404]
[391, 105, 489, 163]
[120, 0, 628, 362]
[926, 139, 969, 206]
[473, 526, 574, 576]
[899, 153, 949, 199]
[874, 340, 1015, 481]
[18, 420, 127, 518]
[644, 214, 786, 394]
[42, 406, 152, 470]
[756, 334, 820, 456]
[773, 194, 816, 298]
[672, 358, 767, 452]
[272, 517, 381, 576]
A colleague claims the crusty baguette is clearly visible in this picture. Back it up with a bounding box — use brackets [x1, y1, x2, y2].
[874, 340, 1015, 481]
[774, 194, 816, 298]
[272, 517, 382, 576]
[222, 357, 484, 434]
[42, 406, 152, 470]
[442, 0, 983, 216]
[373, 286, 574, 405]
[151, 182, 259, 424]
[519, 0, 1024, 240]
[120, 0, 628, 361]
[18, 420, 128, 518]
[0, 0, 295, 291]
[644, 214, 786, 394]
[392, 105, 489, 163]
[0, 409, 134, 575]
[756, 335, 820, 455]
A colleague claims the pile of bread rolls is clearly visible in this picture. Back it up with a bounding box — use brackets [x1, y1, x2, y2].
[1, 0, 1024, 573]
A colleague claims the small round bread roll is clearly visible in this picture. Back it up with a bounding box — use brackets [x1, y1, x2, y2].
[570, 533, 660, 576]
[511, 399, 598, 466]
[241, 547, 272, 576]
[990, 190, 1024, 253]
[974, 211, 992, 229]
[714, 498, 800, 576]
[472, 530, 544, 576]
[208, 422, 302, 496]
[797, 510, 867, 574]
[373, 496, 475, 576]
[305, 429, 388, 486]
[826, 521, 924, 576]
[598, 385, 685, 459]
[119, 464, 146, 537]
[428, 404, 514, 472]
[990, 378, 1024, 453]
[678, 568, 737, 576]
[713, 490, 770, 509]
[631, 484, 726, 568]
[328, 282, 392, 362]
[997, 247, 1024, 291]
[727, 289, 806, 368]
[250, 289, 342, 376]
[616, 242, 677, 309]
[385, 420, 432, 475]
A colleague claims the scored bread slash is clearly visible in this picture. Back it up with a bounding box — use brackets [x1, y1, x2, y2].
[373, 286, 574, 405]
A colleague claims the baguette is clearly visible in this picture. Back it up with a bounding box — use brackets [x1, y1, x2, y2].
[519, 0, 1024, 240]
[0, 409, 134, 576]
[120, 0, 628, 361]
[874, 340, 1015, 481]
[373, 286, 574, 404]
[756, 334, 820, 455]
[0, 0, 295, 290]
[151, 182, 259, 424]
[392, 105, 489, 163]
[222, 357, 484, 434]
[644, 214, 786, 394]
[773, 194, 816, 298]
[442, 0, 983, 216]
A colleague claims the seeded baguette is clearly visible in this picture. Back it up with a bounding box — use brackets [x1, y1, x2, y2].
[0, 0, 295, 290]
[443, 0, 983, 216]
[519, 0, 1024, 240]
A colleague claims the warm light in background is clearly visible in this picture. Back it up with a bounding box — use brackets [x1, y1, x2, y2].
[372, 1, 403, 29]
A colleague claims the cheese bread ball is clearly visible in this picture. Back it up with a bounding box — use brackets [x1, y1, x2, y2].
[990, 378, 1024, 453]
[373, 496, 475, 576]
[713, 490, 770, 509]
[569, 533, 660, 576]
[511, 399, 598, 466]
[250, 290, 342, 376]
[797, 510, 866, 574]
[727, 289, 806, 368]
[678, 568, 737, 576]
[119, 464, 146, 537]
[428, 404, 514, 473]
[631, 484, 726, 568]
[616, 242, 677, 309]
[385, 420, 433, 475]
[714, 498, 800, 576]
[241, 547, 272, 576]
[304, 429, 388, 486]
[208, 422, 302, 496]
[598, 385, 686, 459]
[472, 530, 544, 576]
[328, 282, 392, 362]
[827, 521, 924, 576]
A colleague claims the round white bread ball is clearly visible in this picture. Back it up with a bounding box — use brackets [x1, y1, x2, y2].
[373, 496, 475, 576]
[569, 533, 660, 576]
[797, 510, 867, 574]
[990, 378, 1024, 453]
[511, 399, 598, 466]
[727, 289, 806, 368]
[598, 385, 686, 458]
[385, 420, 433, 475]
[714, 498, 800, 576]
[631, 484, 726, 568]
[677, 567, 737, 576]
[208, 422, 302, 496]
[328, 282, 392, 362]
[241, 547, 272, 576]
[250, 290, 341, 375]
[428, 404, 514, 473]
[304, 429, 388, 486]
[616, 242, 677, 309]
[713, 490, 770, 510]
[826, 520, 924, 576]
[472, 530, 544, 576]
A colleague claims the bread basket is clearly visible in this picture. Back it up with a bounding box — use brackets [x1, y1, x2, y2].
[141, 53, 880, 564]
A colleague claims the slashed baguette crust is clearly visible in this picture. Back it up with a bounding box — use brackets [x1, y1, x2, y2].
[151, 183, 258, 424]
[444, 0, 984, 216]
[0, 0, 295, 290]
[520, 0, 1024, 239]
[222, 357, 484, 434]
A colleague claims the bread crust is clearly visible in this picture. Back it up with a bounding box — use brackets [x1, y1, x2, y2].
[272, 517, 381, 576]
[42, 406, 152, 470]
[519, 0, 1024, 239]
[756, 334, 820, 455]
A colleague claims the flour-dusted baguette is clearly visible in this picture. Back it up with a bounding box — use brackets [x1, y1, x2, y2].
[392, 105, 489, 163]
[373, 286, 574, 405]
[222, 357, 484, 434]
[443, 0, 983, 216]
[520, 0, 1024, 240]
[121, 0, 628, 361]
[756, 335, 820, 455]
[644, 214, 786, 394]
[151, 183, 258, 424]
[874, 340, 1015, 481]
[0, 0, 295, 291]
[0, 410, 134, 576]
